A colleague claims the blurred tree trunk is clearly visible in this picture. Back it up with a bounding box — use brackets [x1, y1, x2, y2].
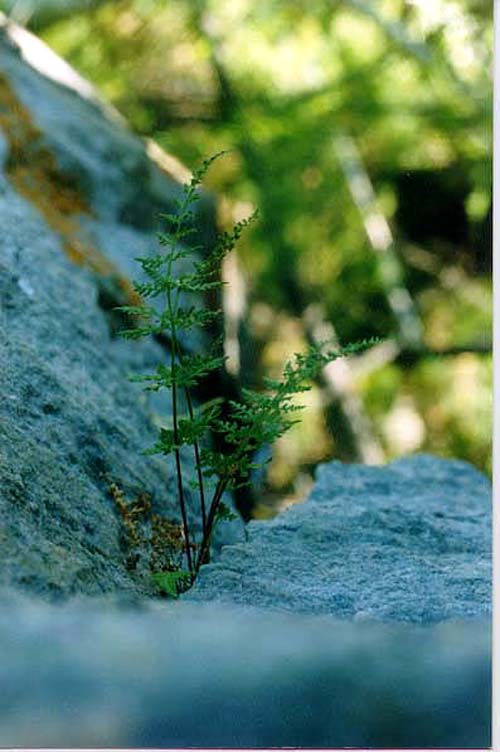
[333, 130, 423, 349]
[303, 304, 385, 464]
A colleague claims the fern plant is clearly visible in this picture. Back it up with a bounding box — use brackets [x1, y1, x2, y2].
[119, 152, 378, 595]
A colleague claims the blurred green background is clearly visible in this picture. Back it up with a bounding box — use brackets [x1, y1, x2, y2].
[5, 0, 491, 509]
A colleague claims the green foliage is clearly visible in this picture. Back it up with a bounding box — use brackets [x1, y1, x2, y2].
[215, 501, 238, 523]
[201, 337, 379, 489]
[121, 153, 377, 588]
[151, 570, 192, 598]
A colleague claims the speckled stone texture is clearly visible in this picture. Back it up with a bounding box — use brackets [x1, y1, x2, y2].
[0, 591, 491, 748]
[186, 454, 491, 622]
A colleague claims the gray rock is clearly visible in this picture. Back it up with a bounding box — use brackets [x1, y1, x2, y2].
[187, 455, 491, 622]
[0, 590, 491, 748]
[0, 20, 241, 600]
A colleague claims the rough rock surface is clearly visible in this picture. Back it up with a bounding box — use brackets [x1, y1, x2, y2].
[0, 18, 240, 600]
[0, 591, 491, 748]
[186, 454, 491, 622]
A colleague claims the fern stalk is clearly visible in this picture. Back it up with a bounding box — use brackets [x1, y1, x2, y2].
[164, 194, 194, 574]
[194, 477, 229, 575]
[185, 386, 207, 535]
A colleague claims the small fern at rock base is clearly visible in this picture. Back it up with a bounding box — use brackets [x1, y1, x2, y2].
[119, 152, 379, 593]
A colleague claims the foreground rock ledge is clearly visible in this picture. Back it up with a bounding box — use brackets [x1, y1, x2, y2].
[0, 454, 491, 747]
[0, 592, 491, 748]
[186, 454, 491, 622]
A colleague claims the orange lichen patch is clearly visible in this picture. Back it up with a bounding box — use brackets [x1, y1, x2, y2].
[0, 73, 140, 304]
[109, 480, 186, 573]
[109, 480, 152, 549]
[150, 513, 186, 571]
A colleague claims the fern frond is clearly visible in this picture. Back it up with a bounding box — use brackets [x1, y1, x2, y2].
[119, 150, 380, 587]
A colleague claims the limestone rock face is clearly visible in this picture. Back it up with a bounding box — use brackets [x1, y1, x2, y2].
[186, 454, 491, 622]
[0, 17, 240, 600]
[0, 591, 491, 749]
